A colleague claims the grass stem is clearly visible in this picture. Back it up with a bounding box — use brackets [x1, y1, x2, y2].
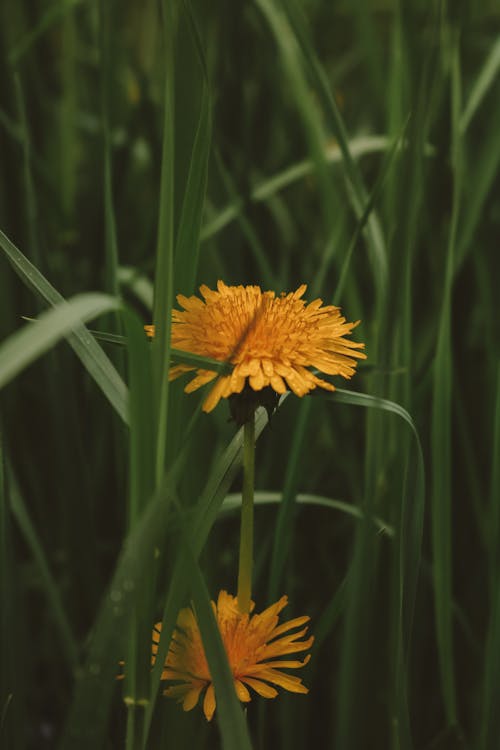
[237, 417, 256, 614]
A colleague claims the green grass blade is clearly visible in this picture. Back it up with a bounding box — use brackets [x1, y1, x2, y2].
[222, 491, 393, 536]
[122, 309, 158, 746]
[118, 267, 154, 312]
[143, 408, 270, 744]
[83, 327, 233, 374]
[174, 83, 212, 296]
[254, 0, 340, 238]
[99, 0, 120, 299]
[187, 550, 253, 749]
[276, 0, 388, 295]
[7, 0, 82, 65]
[326, 388, 425, 648]
[479, 363, 500, 748]
[456, 99, 500, 269]
[267, 398, 311, 602]
[8, 469, 79, 669]
[0, 229, 128, 422]
[201, 135, 421, 244]
[0, 422, 23, 749]
[0, 293, 120, 390]
[57, 478, 175, 750]
[213, 152, 277, 287]
[152, 0, 176, 483]
[460, 36, 500, 134]
[430, 32, 461, 726]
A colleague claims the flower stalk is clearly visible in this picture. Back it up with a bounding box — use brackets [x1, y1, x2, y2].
[237, 415, 255, 613]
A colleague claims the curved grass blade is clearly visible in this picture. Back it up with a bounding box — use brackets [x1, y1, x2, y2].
[201, 135, 433, 243]
[0, 229, 128, 422]
[118, 267, 154, 311]
[266, 122, 404, 602]
[324, 388, 425, 647]
[0, 293, 121, 390]
[221, 491, 394, 537]
[460, 36, 500, 134]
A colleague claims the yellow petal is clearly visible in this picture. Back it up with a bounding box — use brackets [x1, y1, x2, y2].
[202, 377, 229, 413]
[164, 684, 190, 700]
[203, 684, 216, 721]
[249, 368, 266, 391]
[261, 359, 274, 377]
[183, 685, 204, 712]
[255, 668, 309, 694]
[184, 370, 218, 393]
[241, 677, 278, 699]
[270, 374, 287, 394]
[169, 364, 194, 381]
[269, 615, 310, 639]
[292, 284, 307, 299]
[251, 655, 311, 670]
[234, 679, 251, 703]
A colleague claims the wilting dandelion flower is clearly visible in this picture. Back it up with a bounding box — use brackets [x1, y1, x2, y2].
[152, 591, 313, 721]
[145, 281, 366, 414]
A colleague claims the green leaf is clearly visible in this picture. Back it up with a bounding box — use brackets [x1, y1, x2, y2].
[0, 230, 128, 422]
[187, 552, 253, 750]
[0, 292, 121, 390]
[221, 491, 394, 537]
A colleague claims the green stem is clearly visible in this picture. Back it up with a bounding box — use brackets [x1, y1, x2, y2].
[237, 417, 255, 613]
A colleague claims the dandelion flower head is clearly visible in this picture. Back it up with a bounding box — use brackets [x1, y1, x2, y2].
[152, 590, 313, 721]
[145, 281, 366, 414]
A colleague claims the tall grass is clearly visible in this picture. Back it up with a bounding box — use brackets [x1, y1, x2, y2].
[0, 1, 498, 748]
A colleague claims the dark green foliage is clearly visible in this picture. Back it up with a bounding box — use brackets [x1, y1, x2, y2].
[0, 1, 498, 748]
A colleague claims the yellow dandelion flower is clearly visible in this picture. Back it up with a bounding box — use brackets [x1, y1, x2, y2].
[152, 590, 313, 721]
[145, 280, 366, 415]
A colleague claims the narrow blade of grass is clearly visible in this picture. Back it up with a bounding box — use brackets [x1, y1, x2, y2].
[187, 547, 253, 750]
[99, 0, 120, 299]
[0, 422, 23, 749]
[143, 408, 270, 744]
[276, 0, 388, 295]
[222, 491, 393, 537]
[460, 36, 500, 133]
[8, 469, 79, 669]
[479, 364, 500, 748]
[174, 82, 212, 296]
[254, 0, 340, 239]
[152, 0, 176, 483]
[0, 229, 128, 422]
[0, 292, 120, 390]
[327, 388, 425, 657]
[122, 309, 157, 737]
[8, 0, 82, 65]
[57, 479, 175, 750]
[430, 30, 462, 726]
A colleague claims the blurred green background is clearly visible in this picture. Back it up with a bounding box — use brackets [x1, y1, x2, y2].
[1, 1, 499, 748]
